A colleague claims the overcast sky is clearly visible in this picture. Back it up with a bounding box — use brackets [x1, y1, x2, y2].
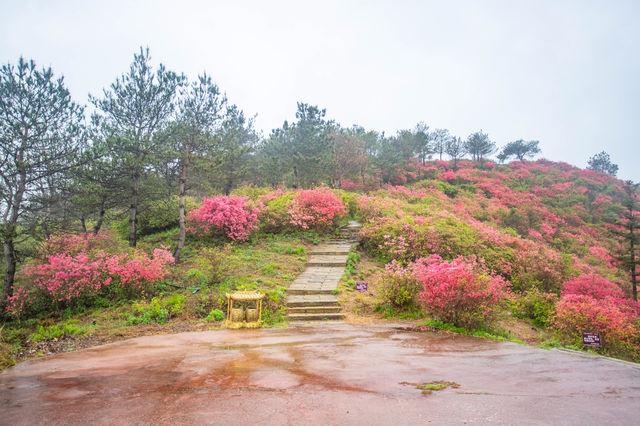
[1, 0, 639, 180]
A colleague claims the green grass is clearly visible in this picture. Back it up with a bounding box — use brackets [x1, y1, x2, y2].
[418, 319, 523, 344]
[29, 319, 95, 343]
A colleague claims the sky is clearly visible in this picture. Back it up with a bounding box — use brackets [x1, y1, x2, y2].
[1, 0, 639, 181]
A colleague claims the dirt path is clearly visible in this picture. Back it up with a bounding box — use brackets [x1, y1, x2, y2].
[2, 323, 639, 425]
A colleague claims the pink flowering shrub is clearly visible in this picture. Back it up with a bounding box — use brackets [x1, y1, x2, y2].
[287, 188, 347, 230]
[561, 275, 625, 300]
[414, 255, 512, 328]
[549, 294, 640, 359]
[379, 254, 512, 328]
[6, 233, 174, 318]
[441, 170, 456, 181]
[187, 196, 261, 241]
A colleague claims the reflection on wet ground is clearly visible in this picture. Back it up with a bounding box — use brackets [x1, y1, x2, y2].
[1, 323, 639, 424]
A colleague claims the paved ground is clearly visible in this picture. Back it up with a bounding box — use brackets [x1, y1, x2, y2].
[1, 323, 639, 425]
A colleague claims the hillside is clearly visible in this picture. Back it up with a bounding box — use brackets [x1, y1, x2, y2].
[1, 159, 639, 368]
[360, 159, 630, 294]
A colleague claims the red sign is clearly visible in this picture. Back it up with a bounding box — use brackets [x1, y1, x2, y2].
[582, 332, 602, 347]
[356, 282, 368, 292]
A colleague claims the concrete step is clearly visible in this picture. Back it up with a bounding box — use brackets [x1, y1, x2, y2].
[287, 306, 341, 314]
[308, 254, 349, 261]
[287, 288, 335, 295]
[287, 312, 345, 321]
[286, 295, 339, 307]
[306, 261, 347, 267]
[308, 251, 350, 256]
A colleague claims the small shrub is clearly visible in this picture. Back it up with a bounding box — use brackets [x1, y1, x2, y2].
[29, 320, 92, 342]
[128, 298, 170, 325]
[510, 287, 558, 327]
[187, 195, 261, 241]
[344, 251, 360, 277]
[379, 260, 421, 308]
[435, 181, 458, 197]
[284, 245, 306, 256]
[288, 188, 347, 231]
[205, 308, 224, 322]
[413, 255, 512, 328]
[258, 190, 295, 233]
[186, 268, 209, 287]
[164, 293, 186, 316]
[7, 233, 174, 318]
[189, 247, 230, 286]
[549, 294, 640, 359]
[561, 275, 625, 300]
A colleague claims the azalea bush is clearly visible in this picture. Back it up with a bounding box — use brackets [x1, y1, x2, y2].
[379, 254, 512, 329]
[187, 195, 261, 241]
[549, 293, 640, 359]
[561, 274, 625, 300]
[6, 233, 174, 318]
[414, 255, 512, 328]
[287, 188, 347, 230]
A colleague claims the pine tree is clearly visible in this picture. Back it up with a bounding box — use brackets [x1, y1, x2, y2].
[90, 47, 184, 247]
[0, 57, 85, 307]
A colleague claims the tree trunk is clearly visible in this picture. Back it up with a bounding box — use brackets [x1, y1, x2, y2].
[292, 165, 299, 189]
[80, 216, 87, 233]
[92, 197, 106, 235]
[3, 155, 27, 309]
[224, 179, 233, 196]
[3, 231, 17, 303]
[174, 146, 191, 263]
[128, 171, 140, 247]
[361, 166, 365, 185]
[42, 218, 50, 240]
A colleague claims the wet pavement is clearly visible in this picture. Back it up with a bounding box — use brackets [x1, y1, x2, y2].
[1, 323, 639, 425]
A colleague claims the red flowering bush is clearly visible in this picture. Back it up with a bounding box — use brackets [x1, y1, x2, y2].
[187, 196, 261, 241]
[561, 274, 625, 300]
[6, 233, 174, 318]
[441, 170, 456, 181]
[549, 294, 640, 359]
[414, 255, 512, 328]
[287, 188, 347, 230]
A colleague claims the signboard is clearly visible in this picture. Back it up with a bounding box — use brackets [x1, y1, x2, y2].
[356, 282, 368, 292]
[582, 332, 602, 347]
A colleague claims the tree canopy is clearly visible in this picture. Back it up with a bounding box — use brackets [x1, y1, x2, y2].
[587, 151, 619, 176]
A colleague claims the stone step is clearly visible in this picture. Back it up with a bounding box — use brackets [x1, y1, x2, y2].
[306, 254, 348, 267]
[287, 306, 341, 314]
[309, 246, 353, 255]
[286, 295, 339, 307]
[308, 250, 351, 256]
[306, 261, 348, 267]
[287, 312, 345, 321]
[287, 288, 335, 295]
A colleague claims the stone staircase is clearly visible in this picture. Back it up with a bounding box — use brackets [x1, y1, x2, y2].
[286, 221, 361, 322]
